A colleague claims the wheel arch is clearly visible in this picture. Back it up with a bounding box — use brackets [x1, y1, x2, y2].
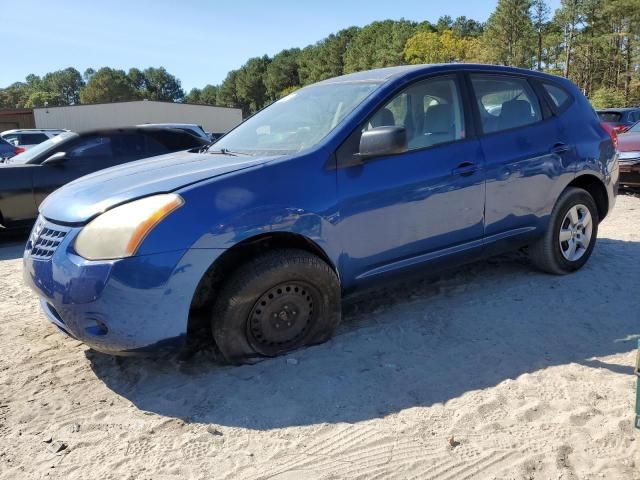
[186, 231, 339, 336]
[566, 174, 609, 222]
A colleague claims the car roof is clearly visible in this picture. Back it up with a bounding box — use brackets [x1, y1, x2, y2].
[315, 63, 564, 85]
[72, 126, 195, 136]
[1, 128, 67, 134]
[137, 123, 201, 128]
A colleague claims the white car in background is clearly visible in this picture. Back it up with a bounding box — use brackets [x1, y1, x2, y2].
[1, 129, 67, 151]
[136, 123, 211, 142]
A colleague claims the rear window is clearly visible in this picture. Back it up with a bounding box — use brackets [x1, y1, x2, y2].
[597, 112, 622, 122]
[542, 83, 571, 110]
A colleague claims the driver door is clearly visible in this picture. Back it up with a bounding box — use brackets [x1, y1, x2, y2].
[336, 74, 486, 286]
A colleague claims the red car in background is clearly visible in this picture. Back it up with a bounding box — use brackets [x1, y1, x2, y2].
[617, 121, 640, 188]
[597, 108, 640, 134]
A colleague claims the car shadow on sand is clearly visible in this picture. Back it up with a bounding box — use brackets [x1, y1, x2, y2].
[86, 237, 640, 430]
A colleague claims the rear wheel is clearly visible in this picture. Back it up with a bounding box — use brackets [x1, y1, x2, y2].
[211, 249, 341, 364]
[528, 187, 599, 274]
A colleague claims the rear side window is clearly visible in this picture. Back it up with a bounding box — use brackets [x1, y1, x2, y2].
[110, 134, 147, 159]
[470, 75, 542, 134]
[145, 130, 203, 151]
[20, 133, 49, 145]
[67, 136, 113, 160]
[542, 83, 571, 110]
[597, 112, 621, 122]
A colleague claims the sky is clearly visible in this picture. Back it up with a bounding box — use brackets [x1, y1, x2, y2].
[1, 0, 562, 91]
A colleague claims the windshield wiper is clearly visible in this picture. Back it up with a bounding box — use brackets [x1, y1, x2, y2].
[207, 147, 248, 156]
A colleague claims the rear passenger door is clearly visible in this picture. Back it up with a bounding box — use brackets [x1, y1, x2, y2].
[468, 73, 574, 248]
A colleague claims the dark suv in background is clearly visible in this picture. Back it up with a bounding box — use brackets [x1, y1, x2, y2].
[0, 127, 208, 229]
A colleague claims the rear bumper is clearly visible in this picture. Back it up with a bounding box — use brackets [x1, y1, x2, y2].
[23, 223, 224, 355]
[619, 161, 640, 187]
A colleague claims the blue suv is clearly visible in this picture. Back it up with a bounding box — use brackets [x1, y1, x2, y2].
[23, 65, 618, 363]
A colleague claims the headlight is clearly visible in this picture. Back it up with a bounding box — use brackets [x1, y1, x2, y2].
[74, 194, 184, 260]
[619, 151, 640, 160]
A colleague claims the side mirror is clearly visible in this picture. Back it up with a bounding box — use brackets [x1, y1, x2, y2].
[42, 152, 67, 166]
[358, 126, 407, 159]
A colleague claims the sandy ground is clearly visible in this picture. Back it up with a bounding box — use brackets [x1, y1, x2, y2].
[0, 194, 639, 480]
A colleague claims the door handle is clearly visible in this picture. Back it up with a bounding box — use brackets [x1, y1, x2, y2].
[551, 143, 570, 154]
[452, 162, 478, 177]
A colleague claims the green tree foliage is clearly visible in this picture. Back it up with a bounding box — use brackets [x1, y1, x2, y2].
[216, 70, 241, 109]
[483, 0, 536, 67]
[298, 27, 360, 85]
[405, 30, 474, 64]
[200, 85, 219, 105]
[531, 0, 551, 70]
[343, 20, 417, 73]
[235, 56, 271, 115]
[131, 67, 185, 101]
[451, 16, 484, 37]
[2, 3, 640, 113]
[79, 67, 139, 104]
[265, 49, 301, 101]
[589, 86, 626, 108]
[41, 68, 84, 105]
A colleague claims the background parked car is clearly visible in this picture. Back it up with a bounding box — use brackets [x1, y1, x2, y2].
[1, 129, 67, 151]
[0, 127, 209, 229]
[617, 121, 640, 188]
[0, 136, 22, 161]
[137, 123, 211, 142]
[207, 132, 224, 142]
[596, 108, 640, 134]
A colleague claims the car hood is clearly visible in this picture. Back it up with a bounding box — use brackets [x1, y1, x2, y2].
[617, 132, 640, 152]
[40, 150, 271, 224]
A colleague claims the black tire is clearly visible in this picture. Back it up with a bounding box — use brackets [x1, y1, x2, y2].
[528, 187, 599, 275]
[211, 249, 341, 364]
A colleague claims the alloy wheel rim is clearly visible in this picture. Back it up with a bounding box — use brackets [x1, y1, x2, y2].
[559, 204, 593, 262]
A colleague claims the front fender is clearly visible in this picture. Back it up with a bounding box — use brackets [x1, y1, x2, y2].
[136, 152, 341, 267]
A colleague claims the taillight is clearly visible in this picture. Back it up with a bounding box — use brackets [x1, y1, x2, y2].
[600, 122, 618, 148]
[613, 125, 627, 134]
[15, 146, 25, 155]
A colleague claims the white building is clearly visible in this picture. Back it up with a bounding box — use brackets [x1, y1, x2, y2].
[33, 100, 242, 134]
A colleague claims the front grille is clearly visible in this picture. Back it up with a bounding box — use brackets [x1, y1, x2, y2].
[27, 218, 68, 260]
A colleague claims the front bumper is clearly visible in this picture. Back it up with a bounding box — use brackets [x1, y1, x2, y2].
[23, 219, 224, 354]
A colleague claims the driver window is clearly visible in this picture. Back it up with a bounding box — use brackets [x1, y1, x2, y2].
[66, 136, 113, 160]
[364, 76, 465, 150]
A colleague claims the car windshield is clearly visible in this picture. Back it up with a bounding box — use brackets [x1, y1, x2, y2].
[8, 132, 77, 164]
[597, 111, 622, 122]
[214, 82, 379, 155]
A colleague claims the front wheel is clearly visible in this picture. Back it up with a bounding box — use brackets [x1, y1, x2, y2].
[211, 249, 341, 364]
[528, 187, 599, 275]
